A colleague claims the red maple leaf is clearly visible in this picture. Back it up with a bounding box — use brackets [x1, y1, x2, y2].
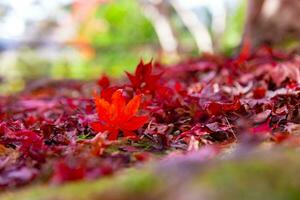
[9, 130, 46, 161]
[126, 60, 162, 94]
[206, 98, 241, 116]
[91, 89, 148, 140]
[97, 74, 110, 89]
[52, 159, 86, 184]
[235, 38, 251, 65]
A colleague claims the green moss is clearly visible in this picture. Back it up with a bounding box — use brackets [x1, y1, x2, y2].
[198, 150, 300, 200]
[3, 149, 300, 200]
[0, 169, 159, 200]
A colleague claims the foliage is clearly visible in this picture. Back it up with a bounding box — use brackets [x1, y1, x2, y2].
[0, 46, 300, 190]
[77, 0, 158, 77]
[221, 0, 247, 54]
[92, 89, 148, 140]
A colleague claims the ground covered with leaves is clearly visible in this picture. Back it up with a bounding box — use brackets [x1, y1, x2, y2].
[0, 45, 300, 199]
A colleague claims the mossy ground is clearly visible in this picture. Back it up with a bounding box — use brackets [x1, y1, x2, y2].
[2, 148, 300, 200]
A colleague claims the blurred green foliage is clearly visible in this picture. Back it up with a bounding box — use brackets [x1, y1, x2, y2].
[60, 0, 158, 79]
[94, 1, 157, 47]
[90, 0, 158, 76]
[14, 0, 158, 84]
[49, 0, 246, 79]
[221, 0, 246, 55]
[0, 0, 246, 94]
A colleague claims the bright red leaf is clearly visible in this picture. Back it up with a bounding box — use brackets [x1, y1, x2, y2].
[91, 89, 148, 140]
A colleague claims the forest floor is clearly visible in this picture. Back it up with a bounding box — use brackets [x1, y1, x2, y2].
[0, 46, 300, 199]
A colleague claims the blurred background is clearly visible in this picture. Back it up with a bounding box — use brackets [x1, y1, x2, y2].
[0, 0, 247, 93]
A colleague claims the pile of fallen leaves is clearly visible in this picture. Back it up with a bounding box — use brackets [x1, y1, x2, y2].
[0, 45, 300, 189]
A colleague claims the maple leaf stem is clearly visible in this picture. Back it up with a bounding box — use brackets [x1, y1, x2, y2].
[224, 116, 237, 141]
